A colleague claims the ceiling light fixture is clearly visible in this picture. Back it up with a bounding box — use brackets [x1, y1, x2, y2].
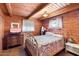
[42, 11, 49, 18]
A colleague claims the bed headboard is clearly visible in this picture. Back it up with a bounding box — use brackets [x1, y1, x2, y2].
[47, 28, 64, 35]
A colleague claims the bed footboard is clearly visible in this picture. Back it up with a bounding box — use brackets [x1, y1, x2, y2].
[25, 33, 39, 56]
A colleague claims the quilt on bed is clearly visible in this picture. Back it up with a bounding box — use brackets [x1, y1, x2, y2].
[25, 35, 64, 56]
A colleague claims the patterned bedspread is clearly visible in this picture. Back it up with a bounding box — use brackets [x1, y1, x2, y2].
[25, 35, 64, 56]
[34, 35, 64, 47]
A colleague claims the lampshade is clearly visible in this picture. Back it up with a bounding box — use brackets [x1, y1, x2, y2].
[41, 26, 46, 31]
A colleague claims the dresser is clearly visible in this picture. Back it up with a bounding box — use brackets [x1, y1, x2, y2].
[3, 32, 23, 49]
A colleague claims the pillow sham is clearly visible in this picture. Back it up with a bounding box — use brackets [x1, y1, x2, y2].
[53, 34, 63, 37]
[46, 32, 63, 37]
[45, 32, 53, 35]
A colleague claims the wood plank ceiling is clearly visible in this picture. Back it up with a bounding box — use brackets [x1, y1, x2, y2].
[6, 3, 48, 18]
[6, 3, 70, 19]
[1, 3, 79, 20]
[0, 3, 9, 15]
[29, 3, 70, 19]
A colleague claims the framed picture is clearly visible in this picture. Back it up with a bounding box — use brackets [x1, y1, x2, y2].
[11, 23, 19, 29]
[49, 16, 63, 29]
[10, 22, 21, 33]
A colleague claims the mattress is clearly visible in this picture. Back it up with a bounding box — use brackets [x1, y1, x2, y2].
[34, 35, 63, 47]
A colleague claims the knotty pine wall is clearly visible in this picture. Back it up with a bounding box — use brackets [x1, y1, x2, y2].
[0, 9, 5, 50]
[63, 10, 79, 44]
[4, 16, 42, 36]
[31, 19, 42, 35]
[42, 16, 64, 35]
[42, 10, 79, 44]
[4, 16, 23, 35]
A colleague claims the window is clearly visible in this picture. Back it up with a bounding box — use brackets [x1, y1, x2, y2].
[22, 20, 35, 32]
[49, 17, 63, 29]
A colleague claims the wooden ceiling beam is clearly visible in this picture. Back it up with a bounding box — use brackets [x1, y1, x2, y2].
[27, 3, 48, 19]
[6, 3, 13, 16]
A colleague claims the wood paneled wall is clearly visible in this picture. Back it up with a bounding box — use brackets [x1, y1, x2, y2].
[63, 10, 79, 44]
[0, 9, 5, 50]
[3, 15, 42, 49]
[42, 10, 79, 44]
[42, 16, 64, 35]
[4, 16, 23, 34]
[4, 15, 42, 36]
[31, 19, 42, 35]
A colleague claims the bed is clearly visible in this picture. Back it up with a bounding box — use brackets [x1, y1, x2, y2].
[25, 32, 65, 56]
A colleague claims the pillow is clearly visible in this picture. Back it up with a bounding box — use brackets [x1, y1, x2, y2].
[52, 34, 63, 37]
[45, 32, 53, 35]
[46, 32, 63, 37]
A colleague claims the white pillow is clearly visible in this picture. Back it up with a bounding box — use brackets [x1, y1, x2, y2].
[52, 34, 63, 37]
[45, 32, 53, 35]
[46, 32, 63, 37]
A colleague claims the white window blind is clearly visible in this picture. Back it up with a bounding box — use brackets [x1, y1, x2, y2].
[22, 20, 35, 32]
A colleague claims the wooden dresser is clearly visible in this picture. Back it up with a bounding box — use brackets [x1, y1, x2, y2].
[3, 32, 23, 49]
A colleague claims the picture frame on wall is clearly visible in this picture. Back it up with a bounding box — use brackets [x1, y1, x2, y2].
[49, 16, 63, 29]
[10, 22, 21, 33]
[11, 23, 20, 29]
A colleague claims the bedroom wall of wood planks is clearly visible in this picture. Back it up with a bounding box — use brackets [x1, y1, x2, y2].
[63, 10, 79, 44]
[4, 15, 23, 34]
[42, 10, 79, 44]
[31, 19, 42, 35]
[4, 15, 42, 35]
[3, 15, 42, 49]
[0, 9, 5, 50]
